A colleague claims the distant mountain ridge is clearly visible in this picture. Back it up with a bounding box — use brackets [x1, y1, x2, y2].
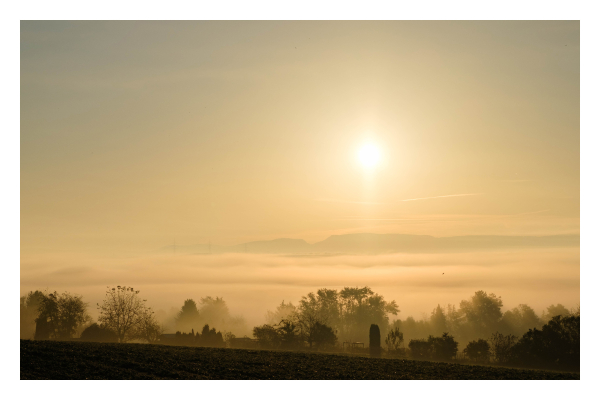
[160, 233, 579, 255]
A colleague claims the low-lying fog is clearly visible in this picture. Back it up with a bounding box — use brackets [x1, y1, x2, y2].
[20, 248, 579, 335]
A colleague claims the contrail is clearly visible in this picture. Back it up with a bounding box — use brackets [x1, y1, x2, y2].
[401, 193, 483, 202]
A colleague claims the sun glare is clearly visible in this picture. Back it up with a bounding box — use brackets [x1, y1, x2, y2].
[358, 144, 381, 169]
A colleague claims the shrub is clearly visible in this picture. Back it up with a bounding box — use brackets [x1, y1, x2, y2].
[464, 339, 491, 363]
[80, 323, 118, 343]
[409, 333, 458, 361]
[429, 332, 458, 361]
[385, 327, 404, 352]
[312, 322, 337, 350]
[276, 319, 303, 350]
[253, 324, 281, 349]
[508, 314, 579, 371]
[489, 332, 517, 364]
[408, 339, 431, 359]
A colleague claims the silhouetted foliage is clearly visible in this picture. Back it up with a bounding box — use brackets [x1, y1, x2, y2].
[200, 324, 226, 347]
[35, 291, 90, 340]
[408, 333, 458, 361]
[385, 326, 404, 356]
[459, 291, 503, 339]
[97, 286, 156, 343]
[311, 322, 337, 350]
[266, 301, 297, 326]
[500, 304, 542, 336]
[276, 319, 303, 350]
[253, 324, 281, 349]
[429, 332, 459, 361]
[265, 287, 397, 348]
[138, 308, 163, 343]
[369, 324, 381, 358]
[541, 304, 571, 323]
[489, 332, 517, 364]
[174, 296, 248, 336]
[21, 291, 45, 340]
[508, 314, 579, 371]
[161, 324, 225, 347]
[339, 287, 399, 344]
[80, 323, 118, 343]
[464, 339, 491, 363]
[430, 304, 448, 336]
[408, 338, 430, 359]
[175, 299, 201, 332]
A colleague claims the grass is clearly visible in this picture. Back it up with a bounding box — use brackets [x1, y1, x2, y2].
[20, 339, 579, 380]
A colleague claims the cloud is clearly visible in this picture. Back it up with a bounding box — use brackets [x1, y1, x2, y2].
[315, 198, 385, 205]
[21, 248, 579, 328]
[401, 193, 484, 202]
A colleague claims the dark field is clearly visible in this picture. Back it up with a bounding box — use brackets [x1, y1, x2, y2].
[20, 340, 579, 380]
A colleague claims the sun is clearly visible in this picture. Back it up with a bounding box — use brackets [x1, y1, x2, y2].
[358, 143, 381, 169]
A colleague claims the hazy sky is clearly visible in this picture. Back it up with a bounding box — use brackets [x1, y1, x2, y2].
[21, 21, 579, 255]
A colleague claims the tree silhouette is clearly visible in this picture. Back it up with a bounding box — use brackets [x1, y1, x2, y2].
[338, 287, 399, 343]
[501, 304, 542, 336]
[385, 326, 404, 353]
[430, 304, 448, 336]
[541, 303, 571, 323]
[266, 301, 297, 325]
[175, 299, 201, 332]
[20, 290, 45, 339]
[253, 324, 280, 349]
[459, 291, 503, 339]
[464, 339, 491, 363]
[35, 291, 89, 340]
[276, 319, 303, 350]
[97, 286, 154, 343]
[509, 314, 579, 370]
[429, 332, 458, 361]
[489, 332, 517, 364]
[311, 321, 337, 350]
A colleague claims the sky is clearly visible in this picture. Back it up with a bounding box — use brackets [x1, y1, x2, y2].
[21, 21, 579, 254]
[20, 21, 580, 324]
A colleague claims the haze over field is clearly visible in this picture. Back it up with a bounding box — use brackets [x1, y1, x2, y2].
[20, 21, 579, 337]
[20, 246, 579, 332]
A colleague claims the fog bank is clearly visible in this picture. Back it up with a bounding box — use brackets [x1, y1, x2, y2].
[20, 248, 579, 332]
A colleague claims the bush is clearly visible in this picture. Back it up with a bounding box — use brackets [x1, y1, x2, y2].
[253, 324, 281, 349]
[385, 327, 404, 352]
[312, 322, 337, 350]
[489, 332, 517, 364]
[508, 314, 579, 371]
[276, 319, 303, 350]
[408, 339, 430, 359]
[409, 333, 458, 361]
[464, 339, 491, 363]
[429, 332, 458, 361]
[80, 323, 118, 343]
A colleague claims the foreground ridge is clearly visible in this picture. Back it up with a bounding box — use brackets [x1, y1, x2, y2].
[20, 340, 579, 380]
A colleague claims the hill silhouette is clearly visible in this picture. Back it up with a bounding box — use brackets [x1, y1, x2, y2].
[161, 233, 579, 255]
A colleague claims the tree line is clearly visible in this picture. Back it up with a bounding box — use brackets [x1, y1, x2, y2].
[20, 286, 579, 371]
[21, 286, 162, 344]
[250, 287, 579, 370]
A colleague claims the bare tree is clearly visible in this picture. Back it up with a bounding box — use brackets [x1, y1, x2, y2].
[137, 309, 163, 344]
[97, 286, 152, 343]
[385, 326, 404, 352]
